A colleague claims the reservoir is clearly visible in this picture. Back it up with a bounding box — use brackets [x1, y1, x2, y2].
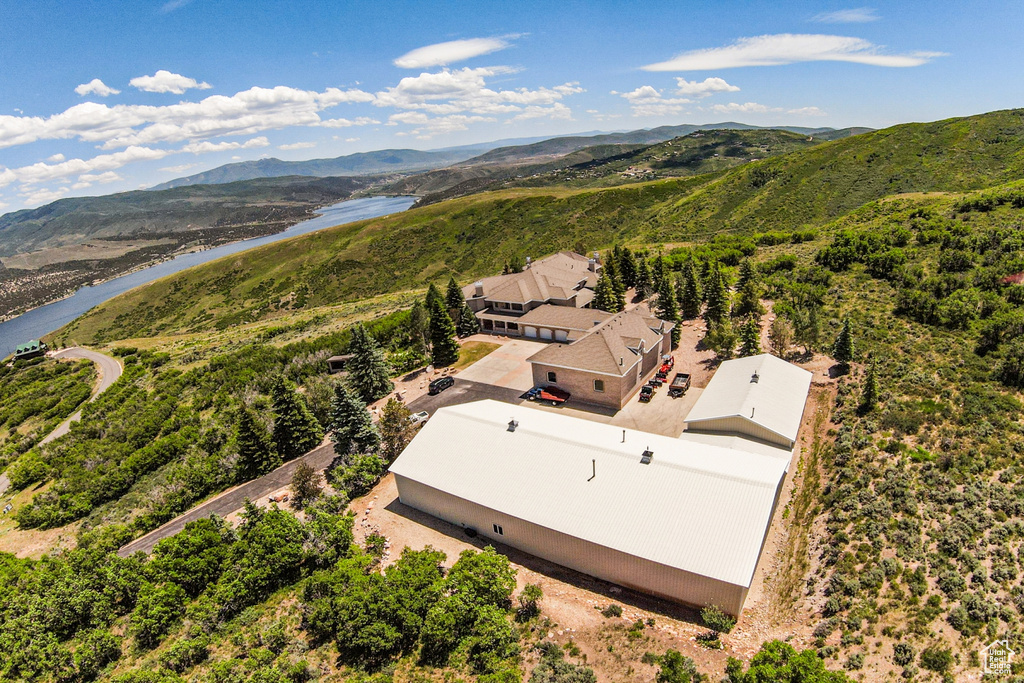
[0, 195, 416, 356]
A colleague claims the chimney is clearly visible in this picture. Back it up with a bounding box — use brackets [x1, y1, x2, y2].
[508, 419, 519, 432]
[593, 250, 601, 263]
[474, 281, 484, 297]
[588, 258, 597, 272]
[526, 256, 532, 269]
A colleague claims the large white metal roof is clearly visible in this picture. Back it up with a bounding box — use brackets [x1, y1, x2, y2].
[684, 354, 813, 446]
[389, 399, 794, 588]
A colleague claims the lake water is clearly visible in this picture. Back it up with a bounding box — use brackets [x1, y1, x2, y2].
[0, 195, 417, 356]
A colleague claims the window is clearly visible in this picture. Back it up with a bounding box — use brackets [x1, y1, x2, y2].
[507, 322, 519, 331]
[511, 303, 524, 311]
[547, 371, 557, 383]
[594, 379, 605, 393]
[493, 524, 504, 535]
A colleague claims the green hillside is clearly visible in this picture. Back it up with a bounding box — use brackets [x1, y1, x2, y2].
[58, 109, 1024, 344]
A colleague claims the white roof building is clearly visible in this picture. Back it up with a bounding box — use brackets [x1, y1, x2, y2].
[684, 354, 813, 448]
[390, 398, 797, 614]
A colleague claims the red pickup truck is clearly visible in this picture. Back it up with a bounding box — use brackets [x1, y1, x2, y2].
[527, 386, 571, 405]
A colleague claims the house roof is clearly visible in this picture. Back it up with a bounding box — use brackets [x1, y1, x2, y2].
[685, 354, 813, 446]
[15, 340, 43, 354]
[462, 251, 600, 306]
[389, 399, 792, 588]
[518, 305, 613, 331]
[527, 308, 667, 376]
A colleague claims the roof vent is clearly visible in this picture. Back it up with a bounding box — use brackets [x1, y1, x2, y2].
[751, 371, 760, 383]
[507, 419, 519, 432]
[525, 256, 532, 269]
[641, 448, 654, 465]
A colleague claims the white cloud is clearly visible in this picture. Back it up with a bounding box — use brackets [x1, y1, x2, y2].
[159, 163, 196, 173]
[389, 112, 495, 139]
[319, 116, 379, 128]
[75, 78, 121, 97]
[46, 153, 65, 163]
[788, 106, 827, 116]
[511, 103, 573, 121]
[616, 85, 691, 117]
[18, 186, 72, 206]
[811, 7, 879, 23]
[642, 34, 944, 70]
[0, 85, 374, 150]
[674, 77, 740, 98]
[181, 136, 269, 154]
[707, 101, 781, 114]
[72, 171, 122, 189]
[345, 137, 359, 142]
[160, 0, 193, 13]
[130, 70, 212, 94]
[279, 141, 317, 150]
[394, 37, 511, 69]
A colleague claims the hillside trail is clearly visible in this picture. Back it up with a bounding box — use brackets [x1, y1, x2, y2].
[0, 347, 122, 496]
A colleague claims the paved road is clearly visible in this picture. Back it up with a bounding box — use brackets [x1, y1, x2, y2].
[406, 377, 524, 415]
[0, 347, 122, 497]
[117, 441, 338, 557]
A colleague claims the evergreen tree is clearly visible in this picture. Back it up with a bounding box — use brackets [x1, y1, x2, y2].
[860, 359, 878, 412]
[456, 299, 480, 337]
[445, 277, 465, 323]
[406, 300, 429, 357]
[592, 271, 620, 313]
[603, 255, 627, 309]
[679, 261, 702, 319]
[236, 406, 279, 481]
[739, 316, 762, 357]
[425, 283, 444, 311]
[733, 260, 764, 319]
[271, 376, 324, 462]
[651, 255, 666, 292]
[832, 317, 855, 370]
[703, 265, 730, 327]
[428, 292, 460, 366]
[329, 384, 380, 457]
[378, 398, 415, 463]
[655, 276, 682, 348]
[347, 323, 393, 402]
[704, 321, 738, 360]
[635, 257, 652, 300]
[617, 246, 638, 289]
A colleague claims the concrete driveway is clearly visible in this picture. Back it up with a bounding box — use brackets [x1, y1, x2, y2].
[407, 378, 524, 415]
[455, 339, 546, 392]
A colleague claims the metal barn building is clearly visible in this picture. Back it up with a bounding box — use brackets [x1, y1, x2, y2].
[684, 354, 813, 449]
[390, 394, 801, 615]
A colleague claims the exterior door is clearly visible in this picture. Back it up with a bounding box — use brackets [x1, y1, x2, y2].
[554, 330, 568, 342]
[539, 328, 553, 340]
[524, 326, 538, 338]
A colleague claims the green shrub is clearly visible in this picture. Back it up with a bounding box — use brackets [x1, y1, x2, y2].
[699, 605, 735, 633]
[600, 604, 622, 618]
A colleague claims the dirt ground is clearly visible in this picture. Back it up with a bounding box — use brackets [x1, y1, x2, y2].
[351, 338, 840, 682]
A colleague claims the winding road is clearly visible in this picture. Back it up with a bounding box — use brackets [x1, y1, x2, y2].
[0, 347, 122, 496]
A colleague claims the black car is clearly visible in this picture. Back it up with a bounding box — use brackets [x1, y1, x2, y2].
[428, 376, 455, 395]
[639, 385, 654, 402]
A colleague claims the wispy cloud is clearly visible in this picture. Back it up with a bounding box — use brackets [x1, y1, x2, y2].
[75, 79, 121, 97]
[811, 7, 879, 23]
[707, 101, 779, 114]
[159, 0, 193, 14]
[674, 77, 740, 98]
[788, 106, 827, 116]
[130, 70, 212, 94]
[643, 34, 944, 70]
[279, 141, 317, 150]
[614, 86, 691, 117]
[394, 37, 513, 69]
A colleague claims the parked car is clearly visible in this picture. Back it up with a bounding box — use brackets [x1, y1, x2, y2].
[428, 376, 455, 395]
[639, 385, 654, 402]
[648, 376, 663, 387]
[525, 387, 542, 400]
[410, 411, 429, 425]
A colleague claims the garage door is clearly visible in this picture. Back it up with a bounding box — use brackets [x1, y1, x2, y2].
[524, 326, 538, 338]
[554, 330, 568, 342]
[539, 328, 553, 340]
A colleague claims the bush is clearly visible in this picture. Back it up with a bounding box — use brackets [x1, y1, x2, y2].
[920, 645, 953, 672]
[657, 649, 702, 682]
[700, 605, 735, 633]
[600, 604, 622, 618]
[158, 635, 210, 673]
[893, 642, 914, 667]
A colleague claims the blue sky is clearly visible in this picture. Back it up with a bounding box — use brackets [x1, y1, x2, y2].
[0, 0, 1021, 211]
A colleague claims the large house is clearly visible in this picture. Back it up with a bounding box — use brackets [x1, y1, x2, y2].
[391, 352, 813, 616]
[463, 251, 602, 338]
[527, 308, 674, 409]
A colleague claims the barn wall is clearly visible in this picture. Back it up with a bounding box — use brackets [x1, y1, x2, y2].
[394, 475, 749, 615]
[685, 417, 792, 448]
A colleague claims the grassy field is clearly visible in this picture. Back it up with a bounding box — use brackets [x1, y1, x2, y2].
[453, 340, 501, 370]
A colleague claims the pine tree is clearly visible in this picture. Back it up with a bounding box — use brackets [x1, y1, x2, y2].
[860, 359, 878, 412]
[635, 257, 652, 300]
[655, 275, 682, 348]
[270, 376, 324, 462]
[737, 259, 755, 289]
[406, 300, 429, 357]
[445, 277, 464, 322]
[428, 292, 460, 366]
[603, 255, 627, 310]
[832, 317, 855, 371]
[592, 271, 620, 313]
[456, 299, 480, 337]
[651, 255, 666, 293]
[378, 398, 415, 463]
[703, 265, 730, 327]
[347, 323, 393, 402]
[617, 246, 638, 289]
[425, 283, 444, 310]
[739, 316, 762, 357]
[679, 260, 702, 319]
[329, 384, 380, 457]
[236, 406, 279, 481]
